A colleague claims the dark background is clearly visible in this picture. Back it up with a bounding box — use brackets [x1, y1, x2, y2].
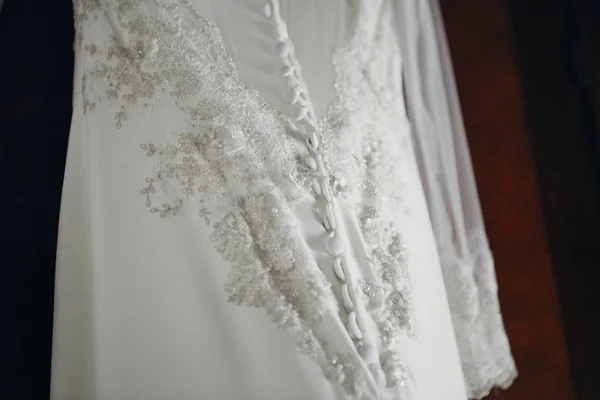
[1, 2, 74, 400]
[442, 0, 600, 399]
[1, 1, 599, 399]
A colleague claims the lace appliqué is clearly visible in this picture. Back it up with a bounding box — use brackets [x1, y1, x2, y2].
[138, 131, 367, 395]
[321, 0, 416, 386]
[75, 0, 415, 395]
[439, 232, 517, 399]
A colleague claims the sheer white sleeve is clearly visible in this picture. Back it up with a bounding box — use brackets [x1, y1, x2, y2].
[392, 0, 518, 398]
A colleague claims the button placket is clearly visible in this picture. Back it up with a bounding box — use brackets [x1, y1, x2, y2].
[333, 258, 346, 281]
[265, 0, 373, 366]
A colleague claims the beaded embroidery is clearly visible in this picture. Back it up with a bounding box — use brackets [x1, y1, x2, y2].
[74, 0, 415, 396]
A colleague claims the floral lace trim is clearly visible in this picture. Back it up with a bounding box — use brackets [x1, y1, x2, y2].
[439, 232, 517, 399]
[75, 0, 415, 395]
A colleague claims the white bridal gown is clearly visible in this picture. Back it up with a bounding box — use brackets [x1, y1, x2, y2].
[51, 1, 515, 399]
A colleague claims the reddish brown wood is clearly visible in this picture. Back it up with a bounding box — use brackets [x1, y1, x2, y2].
[441, 1, 575, 399]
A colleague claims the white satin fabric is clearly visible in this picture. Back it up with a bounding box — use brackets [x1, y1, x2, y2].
[51, 1, 513, 399]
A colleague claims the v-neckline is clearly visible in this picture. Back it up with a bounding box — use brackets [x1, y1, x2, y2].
[181, 0, 363, 133]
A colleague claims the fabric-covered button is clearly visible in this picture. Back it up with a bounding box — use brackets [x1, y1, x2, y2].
[263, 2, 273, 18]
[304, 155, 318, 170]
[333, 258, 345, 281]
[311, 180, 322, 196]
[341, 283, 354, 312]
[348, 311, 363, 340]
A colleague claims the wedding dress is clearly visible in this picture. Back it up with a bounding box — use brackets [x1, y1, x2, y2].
[394, 1, 517, 397]
[51, 1, 514, 399]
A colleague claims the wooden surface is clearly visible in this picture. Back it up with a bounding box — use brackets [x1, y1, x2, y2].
[441, 1, 576, 399]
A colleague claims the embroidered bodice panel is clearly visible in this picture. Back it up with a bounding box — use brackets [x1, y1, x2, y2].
[74, 0, 419, 397]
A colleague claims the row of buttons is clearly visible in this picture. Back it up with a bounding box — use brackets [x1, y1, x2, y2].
[264, 0, 378, 367]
